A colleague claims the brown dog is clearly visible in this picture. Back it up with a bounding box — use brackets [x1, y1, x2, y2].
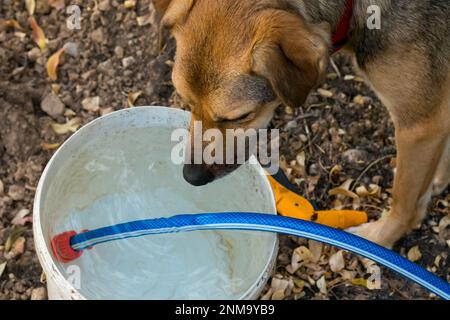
[153, 0, 450, 248]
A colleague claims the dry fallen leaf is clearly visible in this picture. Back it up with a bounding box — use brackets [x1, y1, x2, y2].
[352, 278, 368, 288]
[340, 270, 357, 281]
[48, 0, 65, 10]
[40, 271, 47, 284]
[329, 164, 342, 184]
[318, 88, 333, 98]
[288, 246, 313, 273]
[136, 15, 152, 26]
[356, 184, 382, 198]
[344, 74, 355, 81]
[437, 216, 450, 244]
[11, 237, 26, 257]
[124, 0, 136, 9]
[28, 16, 47, 50]
[0, 19, 24, 31]
[270, 276, 291, 296]
[407, 246, 422, 262]
[82, 96, 100, 112]
[51, 117, 81, 135]
[26, 0, 36, 15]
[329, 250, 345, 272]
[51, 84, 61, 94]
[5, 227, 27, 252]
[329, 179, 361, 209]
[41, 142, 61, 151]
[353, 95, 366, 106]
[64, 108, 76, 117]
[0, 262, 6, 278]
[434, 255, 441, 267]
[47, 47, 65, 81]
[127, 91, 142, 107]
[308, 240, 323, 263]
[271, 289, 285, 300]
[294, 246, 314, 263]
[11, 209, 32, 226]
[316, 276, 327, 295]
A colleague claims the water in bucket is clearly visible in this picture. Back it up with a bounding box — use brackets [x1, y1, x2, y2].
[44, 125, 275, 299]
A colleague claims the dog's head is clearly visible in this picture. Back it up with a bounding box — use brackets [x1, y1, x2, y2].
[154, 0, 330, 186]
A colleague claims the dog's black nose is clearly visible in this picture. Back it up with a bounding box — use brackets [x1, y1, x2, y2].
[183, 164, 215, 186]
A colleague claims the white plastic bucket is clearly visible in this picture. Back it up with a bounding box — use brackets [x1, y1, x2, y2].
[33, 106, 278, 300]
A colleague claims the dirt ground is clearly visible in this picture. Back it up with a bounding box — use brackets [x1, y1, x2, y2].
[0, 1, 448, 300]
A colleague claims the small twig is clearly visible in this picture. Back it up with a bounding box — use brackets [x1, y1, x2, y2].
[294, 113, 316, 121]
[352, 154, 396, 191]
[314, 143, 326, 155]
[329, 57, 342, 78]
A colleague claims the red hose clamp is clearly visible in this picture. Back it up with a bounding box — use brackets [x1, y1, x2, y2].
[51, 231, 83, 263]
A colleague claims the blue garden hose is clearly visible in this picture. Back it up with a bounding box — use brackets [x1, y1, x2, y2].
[52, 212, 450, 300]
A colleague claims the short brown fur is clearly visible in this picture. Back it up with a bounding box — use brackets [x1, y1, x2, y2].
[153, 0, 450, 247]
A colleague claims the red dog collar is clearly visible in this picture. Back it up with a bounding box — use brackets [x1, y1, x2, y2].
[332, 0, 353, 51]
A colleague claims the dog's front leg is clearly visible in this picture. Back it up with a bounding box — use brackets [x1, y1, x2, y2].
[433, 136, 450, 196]
[351, 118, 449, 248]
[346, 45, 450, 248]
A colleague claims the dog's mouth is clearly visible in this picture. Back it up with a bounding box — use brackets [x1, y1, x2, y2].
[183, 163, 241, 186]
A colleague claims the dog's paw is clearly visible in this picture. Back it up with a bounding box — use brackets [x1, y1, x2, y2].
[346, 219, 403, 249]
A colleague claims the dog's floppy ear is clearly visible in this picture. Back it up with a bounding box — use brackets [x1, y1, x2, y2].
[152, 0, 196, 51]
[251, 11, 329, 108]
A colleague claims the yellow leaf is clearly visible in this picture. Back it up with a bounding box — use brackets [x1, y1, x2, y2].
[25, 0, 36, 15]
[41, 142, 60, 150]
[28, 16, 47, 50]
[64, 108, 76, 117]
[124, 0, 136, 9]
[407, 246, 422, 262]
[51, 118, 81, 135]
[329, 164, 342, 184]
[47, 47, 65, 81]
[352, 278, 368, 287]
[40, 271, 47, 284]
[127, 91, 142, 107]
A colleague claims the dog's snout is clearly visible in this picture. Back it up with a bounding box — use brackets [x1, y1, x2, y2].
[183, 164, 215, 186]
